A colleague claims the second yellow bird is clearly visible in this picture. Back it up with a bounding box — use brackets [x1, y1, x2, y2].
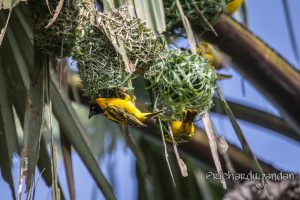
[226, 0, 244, 15]
[197, 42, 224, 69]
[165, 110, 197, 143]
[89, 95, 162, 127]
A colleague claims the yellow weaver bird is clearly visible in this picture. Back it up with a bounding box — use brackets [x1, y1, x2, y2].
[89, 94, 162, 127]
[165, 110, 197, 143]
[197, 42, 231, 73]
[197, 42, 224, 69]
[226, 0, 244, 15]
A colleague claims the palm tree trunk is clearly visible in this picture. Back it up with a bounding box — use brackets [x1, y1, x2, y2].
[194, 15, 300, 136]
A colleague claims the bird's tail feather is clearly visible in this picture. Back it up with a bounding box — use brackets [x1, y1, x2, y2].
[183, 110, 197, 123]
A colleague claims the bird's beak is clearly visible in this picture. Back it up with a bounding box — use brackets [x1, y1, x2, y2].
[89, 110, 96, 119]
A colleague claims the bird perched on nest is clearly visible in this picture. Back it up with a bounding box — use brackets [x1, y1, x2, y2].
[89, 94, 162, 127]
[165, 110, 197, 143]
[197, 42, 225, 69]
[197, 42, 232, 80]
[226, 0, 244, 15]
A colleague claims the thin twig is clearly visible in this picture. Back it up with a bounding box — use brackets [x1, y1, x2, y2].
[191, 1, 218, 36]
[158, 118, 176, 187]
[281, 0, 299, 66]
[202, 112, 227, 189]
[167, 124, 188, 177]
[45, 0, 65, 28]
[32, 168, 46, 200]
[175, 0, 197, 53]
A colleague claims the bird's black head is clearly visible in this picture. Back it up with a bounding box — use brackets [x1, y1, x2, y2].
[89, 103, 103, 119]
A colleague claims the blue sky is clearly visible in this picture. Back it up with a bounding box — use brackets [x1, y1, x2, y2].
[1, 0, 300, 199]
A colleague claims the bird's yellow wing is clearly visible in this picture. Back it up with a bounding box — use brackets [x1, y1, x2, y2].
[104, 105, 146, 127]
[167, 109, 197, 143]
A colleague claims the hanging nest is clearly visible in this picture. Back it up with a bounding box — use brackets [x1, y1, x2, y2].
[73, 29, 131, 100]
[71, 5, 132, 100]
[30, 2, 163, 100]
[164, 0, 229, 31]
[73, 5, 163, 100]
[146, 50, 217, 121]
[96, 5, 163, 74]
[28, 0, 94, 57]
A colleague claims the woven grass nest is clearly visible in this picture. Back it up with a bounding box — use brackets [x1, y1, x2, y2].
[73, 24, 130, 100]
[146, 50, 217, 121]
[73, 5, 163, 100]
[164, 0, 229, 31]
[31, 1, 162, 100]
[68, 2, 129, 99]
[29, 0, 94, 57]
[96, 5, 163, 74]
